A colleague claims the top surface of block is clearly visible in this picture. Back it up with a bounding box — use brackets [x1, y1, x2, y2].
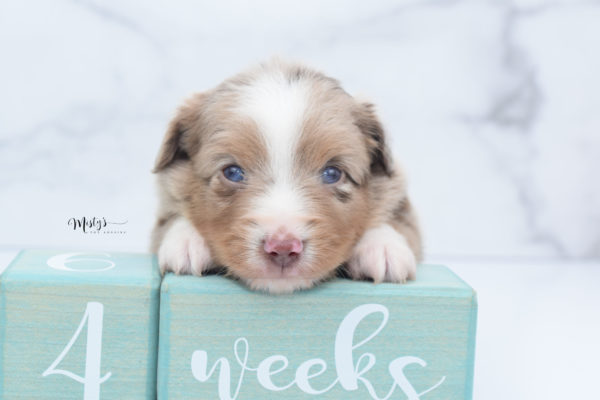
[0, 249, 160, 287]
[162, 264, 474, 298]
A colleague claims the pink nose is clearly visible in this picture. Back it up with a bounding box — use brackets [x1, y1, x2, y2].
[264, 234, 303, 268]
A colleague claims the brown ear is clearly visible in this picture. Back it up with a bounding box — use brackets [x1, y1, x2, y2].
[153, 94, 204, 172]
[354, 102, 392, 176]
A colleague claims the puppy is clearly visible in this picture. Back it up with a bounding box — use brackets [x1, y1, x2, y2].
[151, 60, 422, 294]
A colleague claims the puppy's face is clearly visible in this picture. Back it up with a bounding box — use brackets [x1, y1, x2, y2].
[155, 63, 391, 293]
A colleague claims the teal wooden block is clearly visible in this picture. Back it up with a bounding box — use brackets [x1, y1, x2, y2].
[0, 250, 161, 399]
[158, 265, 477, 399]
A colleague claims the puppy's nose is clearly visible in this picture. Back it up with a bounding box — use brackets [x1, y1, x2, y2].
[264, 234, 303, 268]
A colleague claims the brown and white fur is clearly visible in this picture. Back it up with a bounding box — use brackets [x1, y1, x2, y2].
[150, 60, 422, 294]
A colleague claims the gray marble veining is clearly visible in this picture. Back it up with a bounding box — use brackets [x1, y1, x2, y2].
[0, 0, 598, 259]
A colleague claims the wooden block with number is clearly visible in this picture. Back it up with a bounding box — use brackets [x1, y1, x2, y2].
[157, 265, 477, 399]
[0, 249, 161, 399]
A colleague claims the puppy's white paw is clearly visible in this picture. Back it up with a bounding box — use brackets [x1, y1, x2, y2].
[347, 224, 416, 283]
[158, 217, 212, 276]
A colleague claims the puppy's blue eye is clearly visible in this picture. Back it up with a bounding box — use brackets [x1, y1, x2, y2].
[321, 166, 342, 184]
[223, 165, 245, 182]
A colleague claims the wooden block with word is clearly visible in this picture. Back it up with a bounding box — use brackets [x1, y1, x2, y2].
[0, 250, 161, 399]
[157, 265, 477, 399]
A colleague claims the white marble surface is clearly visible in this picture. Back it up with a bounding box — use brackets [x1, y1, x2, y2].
[1, 250, 599, 399]
[0, 0, 599, 258]
[451, 259, 600, 400]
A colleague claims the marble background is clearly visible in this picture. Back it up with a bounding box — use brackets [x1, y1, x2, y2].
[1, 0, 599, 260]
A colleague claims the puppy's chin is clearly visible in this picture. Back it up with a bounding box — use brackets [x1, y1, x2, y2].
[243, 276, 321, 294]
[230, 264, 328, 294]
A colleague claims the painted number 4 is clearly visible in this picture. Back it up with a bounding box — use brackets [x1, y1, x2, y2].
[42, 302, 112, 400]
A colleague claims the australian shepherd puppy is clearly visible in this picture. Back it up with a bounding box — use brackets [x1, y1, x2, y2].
[151, 59, 422, 294]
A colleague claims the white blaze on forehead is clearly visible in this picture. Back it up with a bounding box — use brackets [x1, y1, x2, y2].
[236, 72, 312, 219]
[236, 73, 310, 176]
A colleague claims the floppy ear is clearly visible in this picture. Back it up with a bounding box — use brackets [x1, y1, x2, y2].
[153, 94, 204, 172]
[354, 102, 392, 176]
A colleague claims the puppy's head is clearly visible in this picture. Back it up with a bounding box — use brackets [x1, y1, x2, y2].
[155, 60, 392, 293]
